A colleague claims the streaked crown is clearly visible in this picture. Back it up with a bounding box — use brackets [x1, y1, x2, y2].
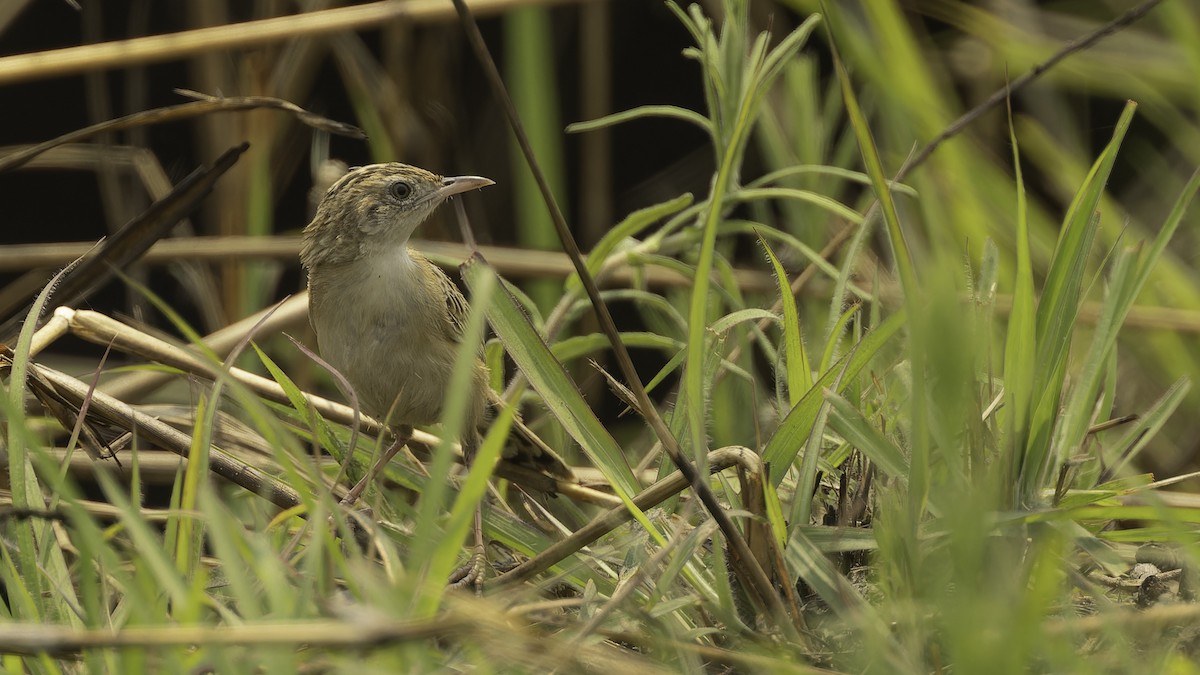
[300, 163, 490, 269]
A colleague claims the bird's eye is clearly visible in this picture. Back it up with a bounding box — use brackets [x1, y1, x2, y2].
[389, 181, 413, 200]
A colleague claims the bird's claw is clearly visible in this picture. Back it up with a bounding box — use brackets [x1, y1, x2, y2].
[447, 544, 488, 597]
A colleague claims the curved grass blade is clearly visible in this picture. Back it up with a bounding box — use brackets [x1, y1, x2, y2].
[764, 311, 904, 486]
[1003, 98, 1036, 492]
[1021, 103, 1136, 502]
[566, 105, 713, 138]
[461, 255, 641, 503]
[819, 303, 861, 374]
[564, 194, 694, 295]
[757, 233, 813, 407]
[825, 391, 909, 481]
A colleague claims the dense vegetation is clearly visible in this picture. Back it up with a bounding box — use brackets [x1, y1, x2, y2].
[2, 0, 1199, 672]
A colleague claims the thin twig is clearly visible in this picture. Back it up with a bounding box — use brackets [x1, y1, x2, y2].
[0, 97, 360, 173]
[893, 0, 1165, 184]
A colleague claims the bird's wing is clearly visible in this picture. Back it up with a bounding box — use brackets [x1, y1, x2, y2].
[428, 259, 472, 345]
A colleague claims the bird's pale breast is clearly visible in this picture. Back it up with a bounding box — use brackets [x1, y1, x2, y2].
[309, 246, 461, 426]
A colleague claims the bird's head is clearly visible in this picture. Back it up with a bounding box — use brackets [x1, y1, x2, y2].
[301, 163, 493, 269]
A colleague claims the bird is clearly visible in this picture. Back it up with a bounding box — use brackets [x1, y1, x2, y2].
[300, 162, 569, 591]
[301, 163, 493, 442]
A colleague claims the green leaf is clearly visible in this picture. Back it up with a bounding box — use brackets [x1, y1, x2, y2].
[1022, 102, 1136, 502]
[1003, 103, 1037, 490]
[417, 403, 514, 616]
[256, 343, 360, 493]
[563, 289, 688, 337]
[747, 164, 919, 197]
[830, 42, 915, 301]
[461, 256, 642, 501]
[551, 331, 679, 363]
[572, 194, 694, 290]
[567, 105, 713, 138]
[1104, 378, 1191, 480]
[762, 471, 788, 550]
[764, 311, 905, 485]
[710, 308, 779, 335]
[825, 392, 909, 481]
[733, 187, 863, 224]
[819, 303, 861, 374]
[725, 220, 868, 298]
[757, 233, 813, 407]
[411, 266, 499, 580]
[785, 527, 901, 661]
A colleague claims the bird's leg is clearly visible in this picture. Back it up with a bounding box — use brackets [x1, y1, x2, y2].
[448, 431, 488, 596]
[340, 424, 413, 508]
[448, 504, 488, 596]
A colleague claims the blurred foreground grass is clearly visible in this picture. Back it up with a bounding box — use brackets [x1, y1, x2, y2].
[3, 0, 1200, 672]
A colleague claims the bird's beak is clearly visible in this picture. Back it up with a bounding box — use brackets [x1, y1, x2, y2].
[436, 175, 495, 201]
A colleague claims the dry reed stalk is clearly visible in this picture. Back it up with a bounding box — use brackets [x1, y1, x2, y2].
[0, 236, 781, 291]
[31, 307, 620, 507]
[0, 0, 594, 87]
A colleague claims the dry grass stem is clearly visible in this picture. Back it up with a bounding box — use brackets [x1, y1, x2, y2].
[0, 599, 669, 673]
[0, 488, 177, 522]
[0, 0, 594, 87]
[0, 144, 248, 340]
[0, 237, 778, 292]
[0, 96, 360, 173]
[2, 144, 184, 202]
[26, 362, 305, 510]
[42, 308, 612, 505]
[99, 294, 310, 404]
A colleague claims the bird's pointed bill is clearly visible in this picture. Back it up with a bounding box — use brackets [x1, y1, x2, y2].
[436, 175, 495, 201]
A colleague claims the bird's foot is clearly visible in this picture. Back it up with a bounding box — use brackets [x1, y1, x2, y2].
[447, 543, 488, 597]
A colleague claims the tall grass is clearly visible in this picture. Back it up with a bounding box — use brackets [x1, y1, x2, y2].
[1, 0, 1199, 672]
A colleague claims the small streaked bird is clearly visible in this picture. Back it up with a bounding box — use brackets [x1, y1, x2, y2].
[302, 163, 493, 440]
[300, 162, 568, 591]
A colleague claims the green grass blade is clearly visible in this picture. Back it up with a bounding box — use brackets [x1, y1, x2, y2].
[93, 469, 191, 610]
[1131, 167, 1200, 293]
[748, 164, 918, 196]
[1053, 166, 1200, 473]
[566, 105, 713, 138]
[416, 398, 514, 616]
[757, 233, 813, 406]
[460, 256, 641, 500]
[1022, 102, 1136, 502]
[764, 311, 905, 485]
[710, 308, 778, 334]
[828, 47, 916, 300]
[1003, 101, 1036, 493]
[410, 267, 498, 580]
[727, 221, 869, 297]
[1033, 105, 1134, 347]
[1105, 378, 1191, 479]
[5, 264, 80, 621]
[564, 194, 694, 295]
[551, 331, 680, 364]
[825, 391, 909, 481]
[255, 342, 360, 494]
[733, 187, 863, 223]
[819, 303, 861, 374]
